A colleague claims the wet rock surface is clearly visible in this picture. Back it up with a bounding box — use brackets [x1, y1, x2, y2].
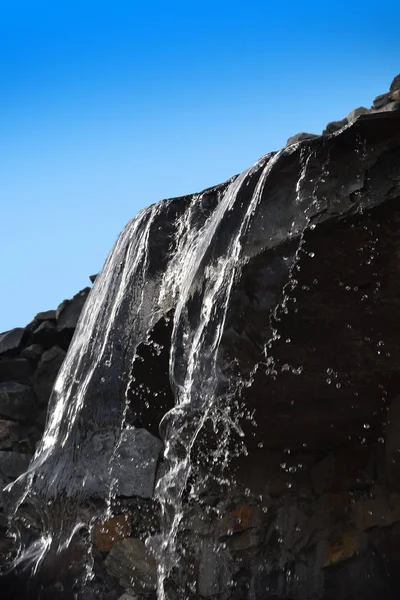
[0, 74, 400, 600]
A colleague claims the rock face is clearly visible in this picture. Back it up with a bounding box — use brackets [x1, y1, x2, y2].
[1, 74, 400, 600]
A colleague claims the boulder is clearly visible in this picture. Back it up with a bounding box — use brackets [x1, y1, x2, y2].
[0, 358, 33, 384]
[33, 347, 66, 406]
[323, 117, 348, 134]
[56, 288, 90, 332]
[104, 538, 157, 595]
[30, 320, 57, 348]
[375, 100, 400, 114]
[373, 92, 390, 109]
[0, 329, 24, 356]
[389, 89, 400, 102]
[0, 382, 36, 421]
[113, 427, 163, 498]
[20, 344, 43, 361]
[34, 310, 56, 321]
[390, 73, 400, 93]
[286, 132, 318, 146]
[347, 106, 369, 121]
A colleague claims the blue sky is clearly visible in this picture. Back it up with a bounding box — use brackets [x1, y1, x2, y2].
[1, 0, 399, 331]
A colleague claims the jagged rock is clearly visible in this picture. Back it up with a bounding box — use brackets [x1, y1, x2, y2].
[0, 451, 32, 480]
[390, 73, 400, 93]
[373, 92, 390, 109]
[104, 538, 157, 595]
[0, 329, 24, 356]
[20, 344, 43, 361]
[34, 310, 56, 321]
[286, 132, 318, 146]
[347, 106, 369, 121]
[117, 594, 137, 600]
[0, 382, 36, 421]
[89, 274, 98, 284]
[113, 428, 163, 498]
[0, 420, 20, 450]
[56, 288, 90, 331]
[323, 117, 348, 134]
[0, 358, 33, 384]
[33, 346, 66, 406]
[30, 320, 57, 348]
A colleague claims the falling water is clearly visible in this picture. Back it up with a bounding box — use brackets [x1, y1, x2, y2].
[2, 123, 389, 598]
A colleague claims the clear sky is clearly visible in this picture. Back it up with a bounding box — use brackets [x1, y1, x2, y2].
[1, 0, 399, 332]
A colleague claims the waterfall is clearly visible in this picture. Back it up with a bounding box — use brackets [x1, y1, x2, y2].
[3, 114, 397, 598]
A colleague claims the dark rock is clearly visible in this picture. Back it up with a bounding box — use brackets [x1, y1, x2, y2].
[0, 382, 36, 421]
[0, 451, 31, 479]
[104, 538, 157, 595]
[323, 118, 348, 134]
[34, 310, 56, 321]
[56, 288, 90, 332]
[286, 132, 318, 146]
[0, 420, 20, 450]
[30, 320, 57, 348]
[114, 427, 163, 498]
[89, 274, 98, 284]
[20, 344, 43, 361]
[33, 347, 66, 406]
[347, 106, 369, 121]
[0, 329, 24, 356]
[373, 92, 390, 109]
[0, 358, 33, 384]
[390, 73, 400, 93]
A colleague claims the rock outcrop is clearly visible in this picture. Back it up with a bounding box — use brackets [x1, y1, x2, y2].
[1, 74, 400, 600]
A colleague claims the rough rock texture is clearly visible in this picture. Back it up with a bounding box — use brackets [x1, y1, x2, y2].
[1, 74, 400, 600]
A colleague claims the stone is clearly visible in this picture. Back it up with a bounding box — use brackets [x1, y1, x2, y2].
[0, 328, 24, 356]
[21, 344, 43, 361]
[0, 451, 31, 479]
[89, 274, 98, 284]
[375, 100, 400, 113]
[33, 346, 66, 406]
[389, 89, 400, 102]
[34, 310, 56, 321]
[104, 538, 157, 594]
[286, 132, 318, 146]
[0, 382, 36, 421]
[93, 514, 131, 553]
[31, 320, 57, 348]
[56, 288, 90, 331]
[113, 427, 163, 498]
[323, 118, 348, 134]
[373, 92, 390, 109]
[347, 106, 370, 121]
[389, 73, 400, 93]
[0, 420, 20, 450]
[0, 358, 33, 384]
[117, 595, 137, 600]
